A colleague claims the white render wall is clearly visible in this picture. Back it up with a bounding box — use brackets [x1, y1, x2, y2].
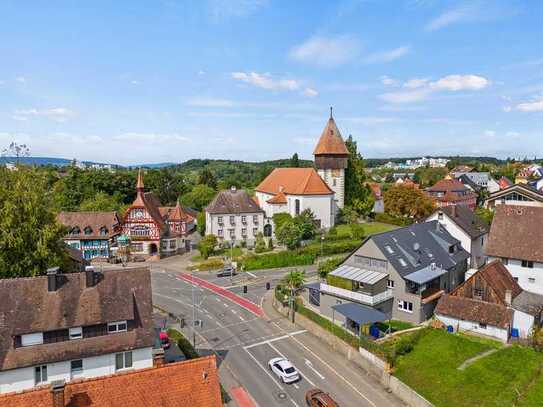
[435, 314, 509, 343]
[513, 310, 535, 339]
[317, 168, 345, 209]
[0, 347, 152, 394]
[205, 211, 264, 244]
[488, 258, 543, 295]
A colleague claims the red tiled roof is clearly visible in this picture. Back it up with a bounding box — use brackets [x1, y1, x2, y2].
[313, 116, 349, 156]
[256, 168, 333, 196]
[427, 178, 470, 192]
[0, 356, 222, 407]
[436, 294, 513, 329]
[267, 191, 288, 204]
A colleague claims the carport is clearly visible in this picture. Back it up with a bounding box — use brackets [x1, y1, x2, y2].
[332, 302, 387, 337]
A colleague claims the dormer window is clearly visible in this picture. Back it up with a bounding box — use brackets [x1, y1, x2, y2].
[84, 226, 93, 235]
[100, 227, 108, 236]
[69, 327, 83, 340]
[21, 332, 44, 347]
[449, 245, 455, 254]
[108, 321, 127, 333]
[70, 227, 81, 235]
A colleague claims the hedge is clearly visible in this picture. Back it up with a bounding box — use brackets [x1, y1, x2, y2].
[299, 239, 360, 257]
[241, 251, 315, 271]
[167, 328, 199, 359]
[374, 212, 413, 227]
[187, 258, 224, 271]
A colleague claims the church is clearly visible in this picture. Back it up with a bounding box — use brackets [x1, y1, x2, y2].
[255, 109, 349, 231]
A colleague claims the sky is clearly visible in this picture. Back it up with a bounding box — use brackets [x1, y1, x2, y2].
[1, 0, 543, 165]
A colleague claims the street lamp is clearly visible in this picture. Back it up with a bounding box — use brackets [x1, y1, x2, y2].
[320, 234, 325, 257]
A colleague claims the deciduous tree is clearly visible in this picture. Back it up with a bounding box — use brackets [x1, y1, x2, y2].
[383, 185, 435, 220]
[344, 136, 373, 217]
[179, 184, 216, 211]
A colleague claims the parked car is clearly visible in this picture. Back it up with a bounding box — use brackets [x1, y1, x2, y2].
[159, 331, 170, 349]
[217, 265, 236, 278]
[305, 389, 339, 407]
[268, 357, 300, 383]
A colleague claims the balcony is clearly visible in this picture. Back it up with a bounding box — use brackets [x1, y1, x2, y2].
[320, 283, 393, 306]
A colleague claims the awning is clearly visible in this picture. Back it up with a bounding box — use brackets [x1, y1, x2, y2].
[331, 303, 387, 325]
[329, 265, 387, 285]
[404, 265, 448, 285]
[304, 282, 320, 291]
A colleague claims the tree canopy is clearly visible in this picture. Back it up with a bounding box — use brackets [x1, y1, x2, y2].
[383, 185, 435, 220]
[179, 184, 216, 211]
[344, 135, 374, 216]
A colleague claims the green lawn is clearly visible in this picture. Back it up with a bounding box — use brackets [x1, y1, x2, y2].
[394, 329, 543, 407]
[362, 221, 398, 235]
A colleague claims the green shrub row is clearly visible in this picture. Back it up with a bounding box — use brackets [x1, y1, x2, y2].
[299, 239, 360, 257]
[187, 258, 224, 271]
[167, 328, 200, 359]
[374, 212, 413, 227]
[241, 251, 315, 271]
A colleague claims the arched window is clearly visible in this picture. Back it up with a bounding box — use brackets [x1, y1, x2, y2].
[84, 226, 93, 235]
[70, 227, 81, 235]
[100, 227, 108, 236]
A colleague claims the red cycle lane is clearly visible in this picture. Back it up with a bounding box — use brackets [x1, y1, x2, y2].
[177, 273, 265, 317]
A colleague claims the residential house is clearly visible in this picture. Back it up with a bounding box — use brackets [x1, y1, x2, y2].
[484, 183, 543, 210]
[426, 205, 489, 270]
[435, 260, 522, 342]
[205, 186, 265, 245]
[529, 176, 543, 192]
[0, 356, 222, 407]
[395, 176, 419, 188]
[57, 212, 121, 261]
[255, 167, 335, 230]
[425, 178, 477, 210]
[302, 221, 469, 328]
[0, 266, 155, 394]
[486, 205, 543, 295]
[122, 170, 195, 257]
[449, 165, 474, 178]
[367, 183, 384, 214]
[498, 176, 513, 190]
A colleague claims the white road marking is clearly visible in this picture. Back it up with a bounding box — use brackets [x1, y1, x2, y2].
[268, 342, 316, 387]
[243, 330, 307, 350]
[293, 383, 299, 389]
[246, 271, 257, 278]
[305, 359, 325, 380]
[239, 315, 245, 321]
[243, 348, 283, 390]
[231, 309, 238, 314]
[215, 297, 221, 302]
[271, 321, 377, 407]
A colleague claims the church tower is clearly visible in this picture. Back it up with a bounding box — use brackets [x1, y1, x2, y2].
[313, 108, 349, 209]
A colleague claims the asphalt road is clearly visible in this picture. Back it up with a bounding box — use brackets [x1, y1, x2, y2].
[150, 258, 403, 407]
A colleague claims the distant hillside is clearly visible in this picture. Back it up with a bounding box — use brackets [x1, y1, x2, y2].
[0, 156, 119, 167]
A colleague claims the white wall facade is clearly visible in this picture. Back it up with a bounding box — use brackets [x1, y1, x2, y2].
[0, 347, 152, 394]
[317, 168, 345, 209]
[513, 310, 535, 339]
[487, 178, 500, 193]
[427, 212, 487, 269]
[488, 258, 543, 295]
[435, 314, 509, 343]
[205, 211, 264, 245]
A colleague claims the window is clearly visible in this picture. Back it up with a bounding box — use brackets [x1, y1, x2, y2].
[473, 288, 484, 298]
[478, 322, 487, 329]
[108, 321, 127, 333]
[169, 240, 176, 249]
[229, 216, 235, 225]
[398, 258, 408, 267]
[22, 332, 43, 347]
[84, 226, 93, 235]
[229, 229, 235, 238]
[253, 228, 258, 236]
[131, 209, 144, 218]
[438, 212, 444, 220]
[70, 227, 81, 235]
[242, 228, 247, 237]
[522, 260, 534, 268]
[295, 199, 300, 216]
[387, 279, 394, 289]
[398, 300, 413, 313]
[130, 243, 143, 252]
[35, 365, 47, 384]
[218, 229, 223, 237]
[69, 327, 83, 340]
[100, 227, 108, 236]
[115, 351, 133, 370]
[481, 236, 484, 245]
[336, 299, 342, 305]
[501, 258, 509, 266]
[130, 225, 150, 237]
[385, 245, 394, 254]
[252, 215, 258, 224]
[241, 215, 247, 224]
[332, 178, 337, 187]
[217, 216, 223, 224]
[449, 245, 455, 254]
[529, 277, 536, 284]
[70, 359, 83, 375]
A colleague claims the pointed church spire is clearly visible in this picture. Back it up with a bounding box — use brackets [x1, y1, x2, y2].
[313, 109, 349, 156]
[136, 169, 144, 191]
[330, 106, 333, 119]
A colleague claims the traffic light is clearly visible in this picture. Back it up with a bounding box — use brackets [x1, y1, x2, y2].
[243, 285, 247, 294]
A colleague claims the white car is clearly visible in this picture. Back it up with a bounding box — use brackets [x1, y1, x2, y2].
[268, 357, 300, 383]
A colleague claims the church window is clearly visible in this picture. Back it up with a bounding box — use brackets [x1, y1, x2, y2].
[295, 199, 300, 215]
[100, 227, 108, 236]
[84, 226, 93, 235]
[70, 227, 81, 235]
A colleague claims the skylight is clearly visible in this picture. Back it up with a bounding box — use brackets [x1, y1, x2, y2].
[385, 245, 394, 254]
[398, 258, 407, 267]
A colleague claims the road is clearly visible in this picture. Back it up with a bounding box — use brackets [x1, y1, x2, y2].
[150, 256, 403, 407]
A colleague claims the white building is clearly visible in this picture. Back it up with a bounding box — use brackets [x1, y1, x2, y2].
[484, 183, 543, 210]
[205, 187, 265, 245]
[0, 266, 155, 394]
[486, 205, 543, 295]
[426, 206, 489, 270]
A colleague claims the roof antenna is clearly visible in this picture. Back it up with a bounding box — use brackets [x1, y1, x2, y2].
[330, 106, 333, 119]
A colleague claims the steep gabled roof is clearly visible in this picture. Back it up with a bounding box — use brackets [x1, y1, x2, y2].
[436, 294, 513, 329]
[485, 205, 543, 263]
[313, 114, 349, 156]
[486, 183, 543, 204]
[430, 205, 489, 238]
[427, 178, 471, 192]
[267, 191, 288, 204]
[58, 211, 121, 239]
[0, 356, 222, 407]
[206, 188, 264, 214]
[256, 168, 333, 196]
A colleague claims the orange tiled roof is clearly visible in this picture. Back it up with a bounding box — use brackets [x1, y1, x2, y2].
[0, 356, 222, 407]
[266, 191, 288, 204]
[256, 168, 333, 196]
[313, 116, 349, 156]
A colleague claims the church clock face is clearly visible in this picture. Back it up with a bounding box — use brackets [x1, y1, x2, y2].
[134, 209, 144, 218]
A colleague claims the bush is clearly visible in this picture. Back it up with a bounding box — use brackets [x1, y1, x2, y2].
[300, 239, 360, 257]
[242, 251, 315, 271]
[375, 212, 413, 227]
[254, 232, 267, 253]
[187, 258, 223, 271]
[167, 329, 199, 359]
[267, 238, 274, 250]
[198, 234, 218, 259]
[317, 256, 345, 278]
[273, 213, 293, 231]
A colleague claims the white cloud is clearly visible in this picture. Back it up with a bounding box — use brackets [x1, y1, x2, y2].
[198, 70, 206, 76]
[425, 4, 475, 31]
[403, 78, 430, 89]
[516, 96, 543, 112]
[381, 75, 398, 86]
[231, 71, 300, 91]
[289, 35, 360, 68]
[14, 108, 76, 122]
[364, 46, 411, 64]
[430, 74, 490, 91]
[186, 97, 236, 108]
[302, 87, 318, 98]
[503, 106, 512, 112]
[484, 130, 496, 138]
[379, 74, 490, 104]
[187, 111, 252, 118]
[130, 80, 140, 85]
[208, 0, 267, 21]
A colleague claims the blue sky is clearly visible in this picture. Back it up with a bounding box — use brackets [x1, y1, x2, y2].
[1, 0, 543, 165]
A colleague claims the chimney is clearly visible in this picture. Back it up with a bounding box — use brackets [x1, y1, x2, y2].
[505, 289, 512, 306]
[230, 185, 237, 193]
[50, 380, 65, 407]
[451, 205, 457, 218]
[47, 267, 60, 292]
[85, 266, 96, 288]
[152, 348, 165, 367]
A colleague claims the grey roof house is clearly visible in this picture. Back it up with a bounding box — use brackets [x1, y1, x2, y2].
[302, 221, 470, 330]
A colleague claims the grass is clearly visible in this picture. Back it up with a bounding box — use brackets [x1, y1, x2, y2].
[362, 221, 398, 235]
[375, 320, 414, 333]
[167, 328, 200, 359]
[191, 246, 243, 262]
[394, 329, 543, 407]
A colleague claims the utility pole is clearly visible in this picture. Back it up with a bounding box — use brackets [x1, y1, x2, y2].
[191, 268, 198, 347]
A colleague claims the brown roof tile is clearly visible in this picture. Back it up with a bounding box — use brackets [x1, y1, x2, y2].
[436, 294, 513, 329]
[431, 205, 489, 238]
[256, 168, 333, 196]
[485, 205, 543, 263]
[267, 191, 288, 204]
[58, 212, 121, 240]
[313, 116, 349, 156]
[206, 188, 264, 214]
[0, 356, 222, 407]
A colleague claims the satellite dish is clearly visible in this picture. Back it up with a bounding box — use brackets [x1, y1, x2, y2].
[413, 243, 420, 251]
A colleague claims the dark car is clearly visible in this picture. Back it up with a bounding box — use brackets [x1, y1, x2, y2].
[217, 265, 236, 278]
[305, 389, 339, 407]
